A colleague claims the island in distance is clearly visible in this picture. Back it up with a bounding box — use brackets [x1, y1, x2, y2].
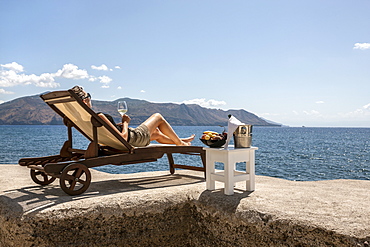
[0, 93, 281, 127]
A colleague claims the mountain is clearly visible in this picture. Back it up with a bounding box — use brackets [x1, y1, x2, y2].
[0, 94, 280, 126]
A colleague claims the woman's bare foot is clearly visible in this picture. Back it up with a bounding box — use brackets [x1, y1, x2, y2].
[178, 140, 191, 146]
[182, 134, 195, 143]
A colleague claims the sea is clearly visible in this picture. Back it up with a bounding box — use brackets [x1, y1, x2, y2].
[1, 125, 369, 181]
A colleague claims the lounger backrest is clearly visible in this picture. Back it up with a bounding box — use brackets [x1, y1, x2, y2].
[41, 90, 132, 151]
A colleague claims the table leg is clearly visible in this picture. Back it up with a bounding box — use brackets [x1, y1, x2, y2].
[224, 154, 235, 195]
[206, 155, 215, 190]
[246, 150, 255, 191]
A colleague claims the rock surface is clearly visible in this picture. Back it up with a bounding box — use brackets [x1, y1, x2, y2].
[0, 164, 369, 246]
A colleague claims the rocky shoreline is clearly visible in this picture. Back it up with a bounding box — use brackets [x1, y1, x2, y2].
[1, 164, 369, 246]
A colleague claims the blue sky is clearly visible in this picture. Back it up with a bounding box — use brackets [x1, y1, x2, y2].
[1, 0, 370, 127]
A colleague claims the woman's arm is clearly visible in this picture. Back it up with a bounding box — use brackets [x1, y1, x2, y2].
[98, 113, 130, 141]
[120, 114, 131, 139]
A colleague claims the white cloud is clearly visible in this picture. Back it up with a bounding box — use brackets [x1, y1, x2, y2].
[115, 66, 121, 69]
[98, 75, 112, 83]
[303, 110, 320, 116]
[0, 66, 59, 88]
[140, 90, 146, 93]
[98, 75, 112, 88]
[342, 103, 370, 117]
[91, 64, 109, 71]
[1, 62, 24, 72]
[182, 98, 226, 108]
[117, 86, 122, 90]
[260, 112, 281, 117]
[0, 62, 114, 89]
[0, 88, 14, 94]
[353, 43, 370, 50]
[316, 101, 325, 104]
[55, 64, 89, 80]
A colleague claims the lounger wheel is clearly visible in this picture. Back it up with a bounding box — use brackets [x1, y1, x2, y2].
[30, 169, 56, 185]
[60, 163, 91, 196]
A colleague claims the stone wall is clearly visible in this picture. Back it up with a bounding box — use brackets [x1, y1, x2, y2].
[1, 167, 369, 246]
[1, 199, 367, 247]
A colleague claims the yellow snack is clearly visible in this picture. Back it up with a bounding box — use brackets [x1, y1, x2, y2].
[203, 131, 218, 135]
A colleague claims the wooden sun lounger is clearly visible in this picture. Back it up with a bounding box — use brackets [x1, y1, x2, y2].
[19, 89, 205, 195]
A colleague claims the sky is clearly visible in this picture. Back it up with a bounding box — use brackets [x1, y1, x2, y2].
[1, 0, 370, 127]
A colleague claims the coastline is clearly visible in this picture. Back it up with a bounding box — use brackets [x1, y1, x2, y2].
[1, 164, 369, 246]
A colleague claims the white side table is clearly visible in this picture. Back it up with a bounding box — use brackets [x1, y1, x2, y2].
[204, 146, 258, 195]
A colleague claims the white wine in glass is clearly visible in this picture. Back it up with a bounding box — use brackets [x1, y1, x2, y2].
[117, 101, 128, 116]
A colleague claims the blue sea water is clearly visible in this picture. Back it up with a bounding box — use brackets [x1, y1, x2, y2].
[1, 125, 369, 181]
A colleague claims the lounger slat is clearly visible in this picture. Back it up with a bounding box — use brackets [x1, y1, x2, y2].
[40, 90, 72, 100]
[112, 158, 158, 165]
[45, 98, 75, 104]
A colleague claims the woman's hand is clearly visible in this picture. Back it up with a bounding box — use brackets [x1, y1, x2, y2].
[121, 114, 131, 123]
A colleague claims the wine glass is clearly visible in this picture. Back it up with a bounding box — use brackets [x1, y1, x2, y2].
[117, 101, 128, 116]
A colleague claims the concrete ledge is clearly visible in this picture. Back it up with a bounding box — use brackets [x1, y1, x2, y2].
[0, 164, 369, 246]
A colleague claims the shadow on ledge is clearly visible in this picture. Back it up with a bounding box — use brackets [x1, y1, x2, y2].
[1, 172, 205, 215]
[198, 189, 253, 213]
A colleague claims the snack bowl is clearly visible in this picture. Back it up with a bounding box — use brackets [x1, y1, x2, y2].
[200, 138, 226, 148]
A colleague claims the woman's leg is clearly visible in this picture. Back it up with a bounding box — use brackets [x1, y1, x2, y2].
[142, 113, 193, 146]
[150, 128, 176, 144]
[151, 128, 195, 144]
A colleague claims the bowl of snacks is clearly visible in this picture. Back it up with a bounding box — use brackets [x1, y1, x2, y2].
[200, 130, 227, 148]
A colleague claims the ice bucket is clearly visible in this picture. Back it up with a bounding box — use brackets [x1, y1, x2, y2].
[233, 125, 252, 148]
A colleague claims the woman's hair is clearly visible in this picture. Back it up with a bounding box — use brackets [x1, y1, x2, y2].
[70, 85, 86, 99]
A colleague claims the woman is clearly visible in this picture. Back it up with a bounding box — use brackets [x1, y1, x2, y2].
[71, 86, 194, 147]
